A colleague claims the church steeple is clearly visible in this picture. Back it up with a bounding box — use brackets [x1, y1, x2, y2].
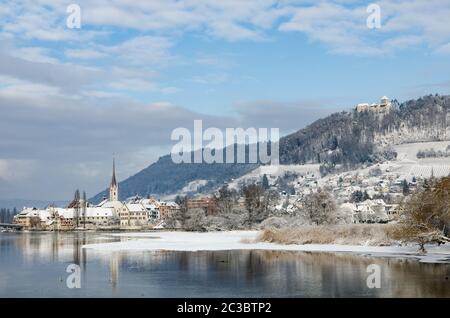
[111, 158, 117, 187]
[109, 158, 118, 201]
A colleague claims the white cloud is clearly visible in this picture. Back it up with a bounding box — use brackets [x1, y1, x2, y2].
[0, 0, 449, 200]
[0, 53, 105, 93]
[65, 49, 108, 59]
[100, 36, 174, 65]
[279, 0, 450, 56]
[81, 0, 282, 41]
[0, 78, 61, 98]
[192, 73, 229, 85]
[0, 39, 176, 96]
[2, 0, 449, 64]
[435, 43, 450, 55]
[14, 47, 59, 64]
[383, 35, 424, 50]
[110, 78, 177, 94]
[0, 159, 36, 182]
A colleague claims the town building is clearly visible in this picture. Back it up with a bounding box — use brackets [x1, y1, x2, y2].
[13, 159, 185, 230]
[119, 203, 148, 227]
[13, 206, 117, 230]
[352, 199, 390, 223]
[158, 201, 180, 219]
[186, 196, 217, 215]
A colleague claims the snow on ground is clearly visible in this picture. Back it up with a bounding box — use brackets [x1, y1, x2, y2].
[227, 141, 450, 191]
[180, 179, 209, 193]
[82, 231, 450, 263]
[388, 141, 450, 179]
[228, 164, 320, 189]
[315, 141, 450, 183]
[161, 180, 209, 200]
[393, 141, 450, 161]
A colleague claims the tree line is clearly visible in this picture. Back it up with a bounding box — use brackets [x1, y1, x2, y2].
[0, 208, 18, 223]
[165, 175, 344, 231]
[166, 180, 281, 231]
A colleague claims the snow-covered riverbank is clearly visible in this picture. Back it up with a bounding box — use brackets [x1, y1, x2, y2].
[82, 231, 450, 263]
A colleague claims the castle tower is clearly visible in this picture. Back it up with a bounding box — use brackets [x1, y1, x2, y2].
[380, 96, 389, 106]
[109, 158, 119, 201]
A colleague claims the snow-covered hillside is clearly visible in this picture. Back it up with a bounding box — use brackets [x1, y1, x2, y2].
[228, 164, 320, 189]
[233, 141, 450, 188]
[390, 141, 450, 179]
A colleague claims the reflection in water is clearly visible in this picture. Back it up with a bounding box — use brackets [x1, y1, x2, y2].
[0, 232, 449, 297]
[110, 252, 119, 289]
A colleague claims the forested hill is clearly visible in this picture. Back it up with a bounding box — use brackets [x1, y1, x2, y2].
[279, 94, 450, 165]
[90, 149, 259, 203]
[91, 94, 450, 202]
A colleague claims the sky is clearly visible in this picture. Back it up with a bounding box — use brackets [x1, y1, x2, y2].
[1, 0, 450, 201]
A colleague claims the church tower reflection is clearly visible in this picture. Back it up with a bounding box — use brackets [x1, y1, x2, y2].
[109, 252, 119, 289]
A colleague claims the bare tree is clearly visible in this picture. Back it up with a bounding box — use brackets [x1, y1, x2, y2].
[175, 195, 188, 227]
[303, 189, 337, 225]
[184, 208, 207, 231]
[216, 185, 238, 214]
[29, 216, 41, 229]
[243, 184, 267, 226]
[392, 177, 450, 253]
[82, 191, 87, 228]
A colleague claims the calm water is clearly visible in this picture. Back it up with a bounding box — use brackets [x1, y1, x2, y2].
[0, 232, 449, 297]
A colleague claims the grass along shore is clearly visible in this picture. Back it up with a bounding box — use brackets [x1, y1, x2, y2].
[257, 224, 397, 246]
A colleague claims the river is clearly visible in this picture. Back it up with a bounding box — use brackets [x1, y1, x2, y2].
[0, 232, 449, 297]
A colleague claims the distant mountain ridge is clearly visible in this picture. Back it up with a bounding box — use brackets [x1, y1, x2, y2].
[91, 94, 450, 203]
[0, 199, 68, 210]
[90, 148, 259, 203]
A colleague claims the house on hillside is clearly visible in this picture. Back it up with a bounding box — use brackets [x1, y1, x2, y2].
[353, 199, 389, 223]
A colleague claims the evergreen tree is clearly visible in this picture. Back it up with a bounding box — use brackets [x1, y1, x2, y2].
[402, 179, 410, 196]
[74, 189, 80, 227]
[262, 174, 269, 190]
[351, 190, 363, 203]
[5, 209, 11, 223]
[363, 190, 371, 201]
[290, 187, 296, 195]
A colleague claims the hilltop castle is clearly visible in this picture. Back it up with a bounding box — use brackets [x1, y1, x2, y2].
[356, 96, 392, 113]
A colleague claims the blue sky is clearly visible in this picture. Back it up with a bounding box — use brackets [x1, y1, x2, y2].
[1, 0, 450, 200]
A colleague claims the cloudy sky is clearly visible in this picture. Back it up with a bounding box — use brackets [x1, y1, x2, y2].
[1, 0, 450, 200]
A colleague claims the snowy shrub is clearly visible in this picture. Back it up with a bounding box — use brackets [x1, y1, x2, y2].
[260, 217, 289, 229]
[184, 208, 207, 231]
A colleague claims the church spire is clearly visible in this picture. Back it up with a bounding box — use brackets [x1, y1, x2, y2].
[109, 158, 118, 201]
[111, 158, 117, 187]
